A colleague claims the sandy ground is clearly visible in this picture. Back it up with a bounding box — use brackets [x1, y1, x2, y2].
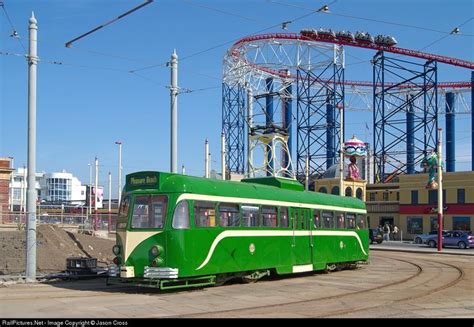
[0, 224, 115, 275]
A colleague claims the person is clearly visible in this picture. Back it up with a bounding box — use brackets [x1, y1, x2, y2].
[393, 225, 399, 241]
[383, 223, 391, 241]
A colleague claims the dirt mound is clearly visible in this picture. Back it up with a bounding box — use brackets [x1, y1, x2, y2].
[0, 225, 115, 275]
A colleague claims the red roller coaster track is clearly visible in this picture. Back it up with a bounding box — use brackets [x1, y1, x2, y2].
[230, 32, 473, 89]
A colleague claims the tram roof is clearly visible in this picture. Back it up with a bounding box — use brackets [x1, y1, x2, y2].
[125, 171, 366, 211]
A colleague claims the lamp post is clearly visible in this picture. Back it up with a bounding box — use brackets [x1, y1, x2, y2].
[115, 141, 122, 203]
[437, 128, 443, 252]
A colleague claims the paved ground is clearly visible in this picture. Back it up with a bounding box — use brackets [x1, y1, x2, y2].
[1, 250, 472, 318]
[371, 240, 474, 256]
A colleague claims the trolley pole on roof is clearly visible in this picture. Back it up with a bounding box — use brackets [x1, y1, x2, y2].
[115, 141, 122, 202]
[26, 12, 38, 282]
[437, 128, 443, 252]
[170, 50, 178, 173]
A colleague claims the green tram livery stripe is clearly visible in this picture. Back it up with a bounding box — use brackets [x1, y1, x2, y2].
[195, 230, 367, 270]
[176, 193, 367, 214]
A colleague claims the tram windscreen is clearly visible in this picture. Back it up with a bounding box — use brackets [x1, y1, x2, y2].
[131, 195, 168, 229]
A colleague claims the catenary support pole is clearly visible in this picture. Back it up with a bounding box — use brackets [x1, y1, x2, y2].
[205, 139, 209, 178]
[221, 131, 226, 180]
[437, 128, 443, 252]
[170, 50, 178, 173]
[115, 141, 122, 203]
[26, 12, 38, 282]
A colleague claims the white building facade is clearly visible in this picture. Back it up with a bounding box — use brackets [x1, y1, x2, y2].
[10, 168, 86, 210]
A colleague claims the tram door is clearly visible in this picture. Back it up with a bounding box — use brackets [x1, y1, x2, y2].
[291, 208, 312, 266]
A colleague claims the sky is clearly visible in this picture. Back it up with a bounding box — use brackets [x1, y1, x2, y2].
[1, 0, 473, 198]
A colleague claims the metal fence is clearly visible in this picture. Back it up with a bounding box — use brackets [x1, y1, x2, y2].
[0, 211, 117, 233]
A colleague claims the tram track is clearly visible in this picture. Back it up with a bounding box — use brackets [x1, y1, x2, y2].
[174, 252, 465, 318]
[0, 251, 466, 318]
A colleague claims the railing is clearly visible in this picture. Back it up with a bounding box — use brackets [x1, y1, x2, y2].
[0, 211, 117, 233]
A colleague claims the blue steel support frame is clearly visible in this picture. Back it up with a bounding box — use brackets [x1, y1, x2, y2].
[373, 51, 438, 183]
[266, 78, 274, 176]
[296, 61, 344, 181]
[222, 82, 245, 175]
[445, 92, 455, 172]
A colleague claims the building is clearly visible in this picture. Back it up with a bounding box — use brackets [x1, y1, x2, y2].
[10, 168, 87, 210]
[0, 157, 14, 213]
[365, 171, 474, 239]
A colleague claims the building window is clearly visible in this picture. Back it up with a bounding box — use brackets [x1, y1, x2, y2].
[331, 186, 339, 195]
[345, 187, 352, 197]
[430, 216, 445, 232]
[457, 189, 465, 204]
[318, 187, 327, 194]
[411, 190, 418, 205]
[383, 192, 389, 201]
[428, 189, 446, 205]
[369, 192, 376, 201]
[407, 217, 423, 234]
[356, 188, 363, 200]
[453, 217, 470, 231]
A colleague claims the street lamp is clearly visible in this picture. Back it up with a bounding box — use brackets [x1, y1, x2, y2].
[115, 141, 122, 204]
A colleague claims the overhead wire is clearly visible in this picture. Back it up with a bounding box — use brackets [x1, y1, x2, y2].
[129, 4, 327, 73]
[1, 1, 27, 53]
[268, 0, 474, 37]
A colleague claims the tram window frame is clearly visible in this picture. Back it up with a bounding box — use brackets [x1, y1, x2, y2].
[345, 213, 356, 229]
[322, 211, 334, 229]
[313, 209, 321, 228]
[262, 206, 278, 227]
[356, 214, 367, 229]
[218, 203, 241, 227]
[131, 195, 168, 229]
[194, 201, 217, 228]
[241, 205, 261, 227]
[172, 200, 190, 229]
[280, 207, 289, 228]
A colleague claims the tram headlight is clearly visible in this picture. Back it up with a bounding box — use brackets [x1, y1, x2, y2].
[150, 245, 160, 256]
[112, 245, 121, 255]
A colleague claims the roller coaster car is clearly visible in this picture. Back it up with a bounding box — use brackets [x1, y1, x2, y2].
[374, 35, 397, 47]
[336, 31, 355, 42]
[300, 29, 317, 38]
[318, 28, 336, 39]
[355, 31, 374, 44]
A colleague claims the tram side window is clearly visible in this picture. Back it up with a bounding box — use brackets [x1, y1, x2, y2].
[194, 201, 216, 227]
[336, 212, 345, 229]
[346, 213, 356, 229]
[262, 206, 278, 227]
[322, 211, 334, 229]
[219, 203, 240, 227]
[172, 200, 190, 229]
[313, 210, 321, 228]
[118, 195, 130, 217]
[280, 207, 289, 228]
[242, 205, 260, 227]
[131, 195, 168, 229]
[356, 214, 367, 229]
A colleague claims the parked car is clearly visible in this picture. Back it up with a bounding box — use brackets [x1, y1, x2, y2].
[414, 230, 447, 244]
[369, 228, 383, 244]
[426, 230, 473, 249]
